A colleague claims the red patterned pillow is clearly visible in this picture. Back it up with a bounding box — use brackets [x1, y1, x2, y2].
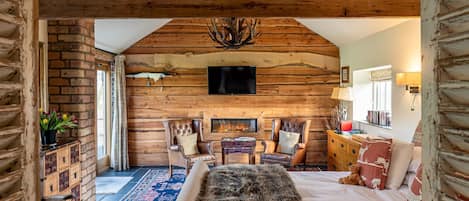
[409, 164, 422, 200]
[357, 139, 392, 190]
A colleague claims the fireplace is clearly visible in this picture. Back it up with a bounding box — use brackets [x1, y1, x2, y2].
[211, 118, 258, 133]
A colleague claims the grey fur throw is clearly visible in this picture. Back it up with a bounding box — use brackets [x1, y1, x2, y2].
[197, 164, 301, 201]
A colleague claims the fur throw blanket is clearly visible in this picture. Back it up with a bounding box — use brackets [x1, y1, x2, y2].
[197, 164, 301, 201]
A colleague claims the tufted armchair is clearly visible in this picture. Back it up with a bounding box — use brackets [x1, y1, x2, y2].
[260, 118, 311, 167]
[164, 119, 216, 176]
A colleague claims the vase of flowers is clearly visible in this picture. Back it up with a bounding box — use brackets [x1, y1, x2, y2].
[39, 109, 78, 146]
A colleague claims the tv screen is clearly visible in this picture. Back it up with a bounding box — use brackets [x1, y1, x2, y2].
[208, 66, 256, 95]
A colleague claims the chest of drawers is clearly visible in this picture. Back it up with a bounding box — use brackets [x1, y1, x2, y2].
[327, 130, 361, 171]
[41, 140, 81, 200]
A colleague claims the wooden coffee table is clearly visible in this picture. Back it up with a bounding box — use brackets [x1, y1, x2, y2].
[221, 137, 256, 165]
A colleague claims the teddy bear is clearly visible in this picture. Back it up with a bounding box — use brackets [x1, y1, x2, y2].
[338, 164, 365, 186]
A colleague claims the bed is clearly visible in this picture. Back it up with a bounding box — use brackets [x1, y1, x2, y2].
[177, 161, 411, 201]
[290, 171, 409, 201]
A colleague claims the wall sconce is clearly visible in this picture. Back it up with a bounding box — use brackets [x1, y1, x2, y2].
[396, 72, 421, 111]
[396, 72, 421, 93]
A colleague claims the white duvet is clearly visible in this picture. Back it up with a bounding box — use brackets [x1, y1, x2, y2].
[289, 171, 410, 201]
[178, 161, 411, 201]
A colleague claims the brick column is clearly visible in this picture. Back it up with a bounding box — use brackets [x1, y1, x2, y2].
[48, 19, 96, 201]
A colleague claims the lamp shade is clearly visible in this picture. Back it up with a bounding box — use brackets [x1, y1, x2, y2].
[331, 87, 354, 101]
[396, 72, 421, 86]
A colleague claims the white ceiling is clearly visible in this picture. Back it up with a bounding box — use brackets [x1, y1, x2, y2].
[297, 18, 413, 47]
[94, 18, 413, 54]
[95, 19, 170, 54]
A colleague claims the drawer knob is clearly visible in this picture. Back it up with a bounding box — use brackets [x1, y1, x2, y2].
[74, 172, 77, 178]
[349, 162, 352, 166]
[341, 144, 344, 148]
[50, 185, 54, 192]
[331, 139, 334, 143]
[352, 149, 356, 154]
[333, 153, 336, 157]
[63, 157, 66, 163]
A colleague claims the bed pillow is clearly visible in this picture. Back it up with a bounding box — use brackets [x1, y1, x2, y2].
[408, 164, 422, 201]
[386, 139, 414, 189]
[357, 138, 393, 190]
[176, 134, 199, 155]
[408, 146, 422, 173]
[403, 172, 416, 185]
[277, 130, 300, 154]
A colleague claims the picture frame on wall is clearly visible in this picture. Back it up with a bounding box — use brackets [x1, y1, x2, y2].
[341, 66, 350, 83]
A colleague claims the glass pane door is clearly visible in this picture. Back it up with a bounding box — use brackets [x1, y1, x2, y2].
[96, 70, 107, 159]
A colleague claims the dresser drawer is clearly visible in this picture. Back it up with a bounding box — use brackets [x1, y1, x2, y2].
[70, 144, 80, 165]
[69, 164, 81, 186]
[57, 147, 70, 171]
[43, 172, 59, 197]
[59, 170, 70, 192]
[347, 143, 360, 159]
[70, 183, 81, 201]
[44, 151, 58, 176]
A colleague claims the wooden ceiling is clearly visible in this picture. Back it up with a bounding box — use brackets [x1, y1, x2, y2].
[123, 18, 340, 57]
[39, 0, 420, 18]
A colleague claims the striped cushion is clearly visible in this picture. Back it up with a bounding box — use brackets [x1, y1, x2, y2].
[408, 164, 422, 201]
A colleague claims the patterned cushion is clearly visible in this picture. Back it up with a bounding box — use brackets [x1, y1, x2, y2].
[277, 130, 300, 154]
[187, 154, 216, 163]
[357, 139, 392, 190]
[408, 164, 422, 201]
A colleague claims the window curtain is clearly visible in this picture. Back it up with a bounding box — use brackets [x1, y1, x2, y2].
[110, 55, 129, 171]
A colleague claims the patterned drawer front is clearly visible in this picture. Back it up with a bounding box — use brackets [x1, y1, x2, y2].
[70, 144, 80, 164]
[43, 172, 59, 197]
[70, 184, 80, 201]
[45, 152, 57, 175]
[69, 164, 81, 186]
[57, 147, 70, 171]
[59, 170, 70, 192]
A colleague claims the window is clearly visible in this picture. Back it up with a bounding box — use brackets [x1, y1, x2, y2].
[96, 70, 108, 159]
[372, 79, 392, 112]
[352, 66, 392, 128]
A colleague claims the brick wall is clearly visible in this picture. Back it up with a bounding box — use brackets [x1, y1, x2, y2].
[48, 19, 96, 201]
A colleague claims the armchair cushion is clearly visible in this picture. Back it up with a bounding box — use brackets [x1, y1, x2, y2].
[277, 130, 300, 154]
[261, 153, 292, 162]
[176, 134, 199, 155]
[186, 154, 216, 163]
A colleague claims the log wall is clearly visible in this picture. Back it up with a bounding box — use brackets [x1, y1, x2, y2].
[125, 52, 340, 166]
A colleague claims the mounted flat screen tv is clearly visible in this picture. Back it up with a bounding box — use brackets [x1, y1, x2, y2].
[208, 66, 256, 95]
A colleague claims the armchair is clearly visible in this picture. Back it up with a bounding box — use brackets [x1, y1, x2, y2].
[164, 119, 216, 176]
[260, 118, 311, 167]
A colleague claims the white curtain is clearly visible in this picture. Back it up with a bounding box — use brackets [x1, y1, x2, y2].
[110, 55, 129, 171]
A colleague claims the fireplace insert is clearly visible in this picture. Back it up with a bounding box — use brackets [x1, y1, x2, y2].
[211, 118, 257, 133]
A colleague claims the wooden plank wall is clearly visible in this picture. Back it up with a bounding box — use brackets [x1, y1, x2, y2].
[124, 52, 340, 166]
[124, 18, 339, 57]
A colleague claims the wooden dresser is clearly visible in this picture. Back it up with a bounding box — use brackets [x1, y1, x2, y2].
[41, 140, 81, 200]
[327, 130, 361, 171]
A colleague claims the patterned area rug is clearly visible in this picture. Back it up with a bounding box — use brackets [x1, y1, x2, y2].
[121, 169, 185, 201]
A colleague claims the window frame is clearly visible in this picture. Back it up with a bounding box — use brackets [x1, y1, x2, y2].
[96, 61, 111, 174]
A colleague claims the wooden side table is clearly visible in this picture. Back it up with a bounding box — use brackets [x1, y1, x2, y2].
[221, 138, 256, 165]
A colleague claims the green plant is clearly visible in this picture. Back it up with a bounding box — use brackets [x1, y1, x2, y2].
[39, 109, 78, 133]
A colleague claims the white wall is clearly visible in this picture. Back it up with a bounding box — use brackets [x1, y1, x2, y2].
[340, 19, 421, 142]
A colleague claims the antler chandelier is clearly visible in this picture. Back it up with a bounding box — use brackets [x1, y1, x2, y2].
[208, 17, 261, 49]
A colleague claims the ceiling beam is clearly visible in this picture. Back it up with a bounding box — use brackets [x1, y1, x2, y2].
[39, 0, 420, 19]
